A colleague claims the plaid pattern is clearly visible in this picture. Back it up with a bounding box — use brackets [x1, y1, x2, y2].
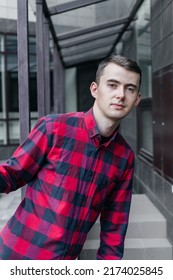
[0, 108, 134, 260]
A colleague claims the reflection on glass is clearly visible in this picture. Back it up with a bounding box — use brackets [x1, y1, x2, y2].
[7, 54, 19, 112]
[9, 120, 20, 144]
[1, 30, 47, 146]
[0, 53, 6, 119]
[6, 49, 20, 145]
[0, 121, 7, 145]
[136, 0, 153, 157]
[141, 109, 153, 154]
[136, 0, 152, 98]
[29, 37, 37, 113]
[29, 36, 36, 55]
[6, 35, 17, 53]
[0, 34, 4, 52]
[0, 26, 40, 146]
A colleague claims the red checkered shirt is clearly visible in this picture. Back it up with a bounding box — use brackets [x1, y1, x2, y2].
[0, 108, 134, 260]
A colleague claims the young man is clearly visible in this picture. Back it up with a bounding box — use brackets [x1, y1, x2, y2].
[0, 55, 141, 260]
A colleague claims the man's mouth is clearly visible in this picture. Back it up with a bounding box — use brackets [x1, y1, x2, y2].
[111, 103, 125, 109]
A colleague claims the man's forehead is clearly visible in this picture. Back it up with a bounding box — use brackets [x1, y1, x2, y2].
[100, 63, 140, 90]
[102, 63, 139, 80]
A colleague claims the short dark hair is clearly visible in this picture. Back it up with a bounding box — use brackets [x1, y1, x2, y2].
[96, 54, 142, 91]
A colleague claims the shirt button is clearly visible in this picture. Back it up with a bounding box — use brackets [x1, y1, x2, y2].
[95, 135, 101, 141]
[89, 170, 93, 177]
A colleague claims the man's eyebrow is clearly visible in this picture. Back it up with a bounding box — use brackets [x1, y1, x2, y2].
[107, 79, 120, 83]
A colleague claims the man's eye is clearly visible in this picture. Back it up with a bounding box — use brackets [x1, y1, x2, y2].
[108, 83, 116, 88]
[127, 87, 135, 93]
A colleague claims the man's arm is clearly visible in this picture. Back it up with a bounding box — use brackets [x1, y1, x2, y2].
[97, 152, 134, 260]
[0, 117, 49, 194]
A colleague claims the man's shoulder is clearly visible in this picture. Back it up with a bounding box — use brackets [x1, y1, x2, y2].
[42, 112, 84, 132]
[44, 111, 83, 123]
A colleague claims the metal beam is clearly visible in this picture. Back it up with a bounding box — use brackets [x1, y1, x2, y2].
[64, 45, 110, 63]
[37, 0, 65, 113]
[58, 17, 130, 41]
[49, 0, 108, 16]
[39, 0, 65, 67]
[53, 43, 65, 113]
[62, 38, 115, 57]
[17, 0, 30, 143]
[17, 0, 30, 198]
[64, 51, 107, 67]
[107, 0, 144, 56]
[60, 27, 132, 49]
[36, 0, 46, 117]
[43, 16, 51, 115]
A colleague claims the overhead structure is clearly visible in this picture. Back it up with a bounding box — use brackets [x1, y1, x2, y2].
[17, 0, 145, 123]
[32, 0, 144, 67]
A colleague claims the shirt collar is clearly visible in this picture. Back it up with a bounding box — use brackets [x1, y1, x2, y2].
[84, 108, 99, 138]
[84, 108, 118, 142]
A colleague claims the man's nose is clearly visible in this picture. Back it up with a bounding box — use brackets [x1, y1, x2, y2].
[115, 86, 125, 99]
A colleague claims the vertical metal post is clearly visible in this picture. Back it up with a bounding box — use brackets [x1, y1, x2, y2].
[43, 16, 50, 115]
[17, 0, 30, 198]
[59, 57, 65, 113]
[53, 43, 64, 113]
[17, 0, 30, 143]
[53, 44, 59, 113]
[36, 0, 45, 118]
[36, 0, 51, 117]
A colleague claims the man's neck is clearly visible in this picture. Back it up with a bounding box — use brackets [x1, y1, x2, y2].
[93, 106, 120, 137]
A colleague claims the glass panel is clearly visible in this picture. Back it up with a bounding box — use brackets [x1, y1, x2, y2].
[6, 35, 18, 53]
[7, 54, 19, 112]
[0, 34, 4, 52]
[28, 0, 36, 23]
[0, 120, 7, 145]
[136, 0, 152, 98]
[29, 37, 37, 114]
[141, 108, 153, 154]
[136, 0, 153, 159]
[49, 0, 137, 34]
[6, 50, 19, 144]
[0, 53, 6, 119]
[30, 114, 38, 130]
[9, 120, 20, 144]
[29, 36, 36, 55]
[29, 70, 37, 112]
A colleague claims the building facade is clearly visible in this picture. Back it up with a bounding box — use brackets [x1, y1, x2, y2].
[120, 0, 173, 245]
[1, 0, 173, 251]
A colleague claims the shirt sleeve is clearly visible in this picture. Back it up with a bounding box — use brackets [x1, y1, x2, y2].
[0, 117, 49, 194]
[97, 151, 134, 260]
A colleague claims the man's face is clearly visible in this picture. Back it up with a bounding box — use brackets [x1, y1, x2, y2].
[90, 63, 141, 124]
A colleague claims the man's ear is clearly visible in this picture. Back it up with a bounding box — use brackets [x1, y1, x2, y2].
[134, 93, 142, 106]
[90, 82, 98, 99]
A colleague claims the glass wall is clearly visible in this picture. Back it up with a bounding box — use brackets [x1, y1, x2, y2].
[0, 33, 38, 145]
[6, 36, 19, 144]
[136, 0, 153, 161]
[0, 35, 7, 145]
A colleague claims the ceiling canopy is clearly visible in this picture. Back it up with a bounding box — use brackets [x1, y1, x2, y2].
[32, 0, 144, 67]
